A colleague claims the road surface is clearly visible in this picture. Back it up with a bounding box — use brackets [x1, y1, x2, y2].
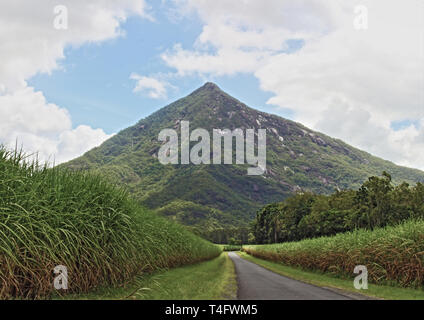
[228, 252, 357, 300]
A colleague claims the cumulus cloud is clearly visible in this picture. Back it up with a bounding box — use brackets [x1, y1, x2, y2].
[0, 87, 112, 164]
[56, 125, 113, 164]
[315, 103, 424, 170]
[0, 0, 149, 163]
[166, 0, 424, 170]
[130, 74, 169, 99]
[163, 0, 348, 76]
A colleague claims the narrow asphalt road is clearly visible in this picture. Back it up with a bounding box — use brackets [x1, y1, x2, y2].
[228, 252, 354, 300]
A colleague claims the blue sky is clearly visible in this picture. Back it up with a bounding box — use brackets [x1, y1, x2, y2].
[28, 7, 297, 135]
[1, 0, 423, 168]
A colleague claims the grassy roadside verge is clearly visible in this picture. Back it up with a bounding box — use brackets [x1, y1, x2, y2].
[62, 252, 237, 300]
[238, 252, 424, 300]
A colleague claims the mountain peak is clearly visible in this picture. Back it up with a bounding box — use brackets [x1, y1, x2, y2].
[202, 82, 221, 90]
[190, 82, 223, 97]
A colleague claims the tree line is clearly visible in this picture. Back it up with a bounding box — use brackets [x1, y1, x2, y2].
[192, 226, 254, 245]
[252, 172, 424, 244]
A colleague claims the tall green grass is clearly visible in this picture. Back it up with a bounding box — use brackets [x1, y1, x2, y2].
[0, 147, 221, 299]
[244, 220, 424, 288]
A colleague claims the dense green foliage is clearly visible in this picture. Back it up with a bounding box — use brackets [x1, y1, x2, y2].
[191, 226, 253, 245]
[0, 147, 221, 299]
[245, 220, 424, 288]
[253, 172, 424, 244]
[62, 83, 424, 235]
[222, 245, 242, 252]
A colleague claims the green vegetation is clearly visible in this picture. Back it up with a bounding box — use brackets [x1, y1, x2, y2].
[245, 219, 424, 288]
[62, 253, 237, 300]
[222, 245, 242, 252]
[62, 83, 424, 241]
[253, 172, 424, 243]
[193, 226, 253, 245]
[0, 147, 221, 299]
[238, 252, 424, 300]
[249, 172, 424, 292]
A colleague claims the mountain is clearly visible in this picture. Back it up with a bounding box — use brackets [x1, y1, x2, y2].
[62, 82, 424, 229]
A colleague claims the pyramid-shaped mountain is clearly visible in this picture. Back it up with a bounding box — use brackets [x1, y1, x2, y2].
[63, 83, 424, 229]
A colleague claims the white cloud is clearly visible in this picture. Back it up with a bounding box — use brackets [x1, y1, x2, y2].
[130, 74, 169, 99]
[0, 87, 112, 164]
[56, 125, 113, 164]
[166, 0, 424, 170]
[162, 44, 268, 77]
[163, 0, 349, 76]
[314, 103, 424, 170]
[0, 0, 149, 163]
